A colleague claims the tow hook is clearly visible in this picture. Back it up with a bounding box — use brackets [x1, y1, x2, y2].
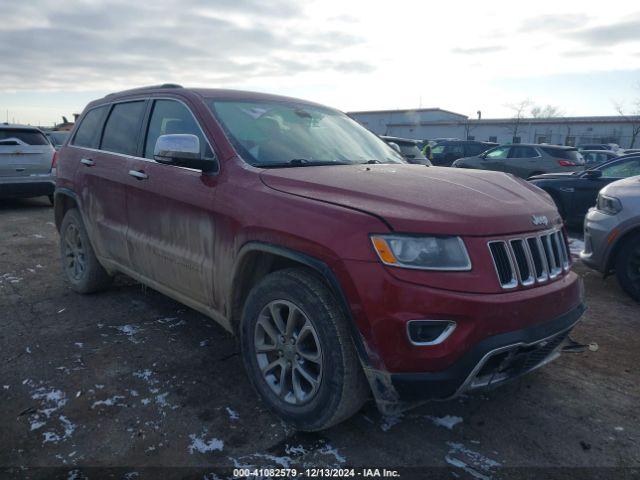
[562, 337, 599, 353]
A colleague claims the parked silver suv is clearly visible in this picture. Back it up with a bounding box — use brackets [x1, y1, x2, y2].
[452, 144, 584, 179]
[581, 175, 640, 301]
[0, 123, 57, 204]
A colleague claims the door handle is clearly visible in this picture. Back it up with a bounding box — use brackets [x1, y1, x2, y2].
[128, 170, 148, 180]
[80, 158, 95, 167]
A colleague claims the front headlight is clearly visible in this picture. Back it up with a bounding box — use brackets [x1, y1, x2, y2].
[370, 234, 471, 270]
[596, 194, 622, 215]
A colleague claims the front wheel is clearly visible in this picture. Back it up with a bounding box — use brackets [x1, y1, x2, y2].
[59, 209, 112, 293]
[615, 232, 640, 301]
[240, 268, 369, 431]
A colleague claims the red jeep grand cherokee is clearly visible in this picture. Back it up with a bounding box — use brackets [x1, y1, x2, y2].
[54, 85, 584, 430]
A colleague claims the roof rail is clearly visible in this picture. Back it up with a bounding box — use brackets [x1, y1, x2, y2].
[105, 84, 183, 97]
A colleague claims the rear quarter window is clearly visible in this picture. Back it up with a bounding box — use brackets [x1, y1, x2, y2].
[541, 147, 581, 161]
[73, 106, 109, 149]
[0, 129, 49, 146]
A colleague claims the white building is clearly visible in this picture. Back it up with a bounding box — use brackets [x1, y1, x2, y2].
[348, 108, 640, 148]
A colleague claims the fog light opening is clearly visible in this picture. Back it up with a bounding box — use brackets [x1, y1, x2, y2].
[407, 320, 456, 346]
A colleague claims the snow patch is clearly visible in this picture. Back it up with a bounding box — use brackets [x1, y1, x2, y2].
[428, 415, 463, 430]
[318, 444, 346, 464]
[113, 324, 143, 343]
[445, 442, 501, 479]
[226, 407, 240, 421]
[91, 395, 125, 409]
[568, 237, 585, 258]
[380, 413, 403, 432]
[188, 433, 224, 454]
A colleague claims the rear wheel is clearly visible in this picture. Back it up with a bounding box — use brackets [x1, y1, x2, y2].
[60, 209, 112, 293]
[240, 268, 369, 431]
[615, 232, 640, 301]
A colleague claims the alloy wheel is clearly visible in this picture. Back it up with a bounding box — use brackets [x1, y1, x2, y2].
[254, 300, 323, 405]
[63, 223, 86, 281]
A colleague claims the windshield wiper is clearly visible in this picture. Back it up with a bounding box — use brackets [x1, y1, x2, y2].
[254, 159, 353, 168]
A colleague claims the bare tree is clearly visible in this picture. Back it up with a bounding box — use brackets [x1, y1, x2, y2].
[461, 118, 476, 140]
[530, 104, 564, 119]
[504, 100, 532, 143]
[614, 85, 640, 148]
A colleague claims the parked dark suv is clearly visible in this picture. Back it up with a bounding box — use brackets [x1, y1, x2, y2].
[55, 85, 584, 430]
[430, 140, 497, 166]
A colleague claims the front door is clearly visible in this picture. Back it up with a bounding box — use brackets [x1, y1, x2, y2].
[126, 98, 219, 310]
[480, 146, 510, 172]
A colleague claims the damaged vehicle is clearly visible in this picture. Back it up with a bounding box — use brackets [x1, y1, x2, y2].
[54, 85, 585, 431]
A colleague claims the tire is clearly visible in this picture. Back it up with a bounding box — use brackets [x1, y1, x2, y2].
[59, 208, 112, 293]
[240, 268, 369, 431]
[615, 232, 640, 302]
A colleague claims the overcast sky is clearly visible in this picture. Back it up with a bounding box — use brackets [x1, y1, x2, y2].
[1, 0, 640, 126]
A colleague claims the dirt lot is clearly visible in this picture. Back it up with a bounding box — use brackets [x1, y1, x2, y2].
[1, 197, 639, 479]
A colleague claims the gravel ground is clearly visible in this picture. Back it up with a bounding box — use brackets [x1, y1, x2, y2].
[1, 197, 639, 479]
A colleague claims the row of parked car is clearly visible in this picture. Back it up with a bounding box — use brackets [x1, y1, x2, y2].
[382, 135, 640, 302]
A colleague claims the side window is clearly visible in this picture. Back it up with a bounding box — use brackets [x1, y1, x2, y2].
[465, 144, 485, 156]
[486, 146, 510, 159]
[72, 106, 108, 149]
[509, 146, 538, 158]
[445, 145, 465, 157]
[101, 101, 146, 156]
[600, 159, 640, 178]
[144, 100, 214, 160]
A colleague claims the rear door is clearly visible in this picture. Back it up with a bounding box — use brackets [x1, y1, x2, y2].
[125, 98, 219, 311]
[73, 100, 147, 267]
[504, 145, 541, 178]
[0, 129, 54, 177]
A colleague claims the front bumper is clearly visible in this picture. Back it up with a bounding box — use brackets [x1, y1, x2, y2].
[389, 302, 584, 401]
[580, 207, 619, 273]
[0, 174, 56, 198]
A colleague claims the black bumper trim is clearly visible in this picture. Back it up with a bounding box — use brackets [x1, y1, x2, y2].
[390, 302, 586, 401]
[0, 181, 55, 198]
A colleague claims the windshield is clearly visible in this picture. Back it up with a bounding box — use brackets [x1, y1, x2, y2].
[0, 129, 49, 146]
[209, 100, 405, 167]
[47, 131, 69, 146]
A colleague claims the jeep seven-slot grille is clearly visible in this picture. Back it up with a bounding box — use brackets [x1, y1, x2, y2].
[488, 229, 570, 289]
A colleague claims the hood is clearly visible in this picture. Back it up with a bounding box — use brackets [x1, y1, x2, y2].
[601, 175, 640, 200]
[528, 171, 581, 181]
[259, 164, 561, 236]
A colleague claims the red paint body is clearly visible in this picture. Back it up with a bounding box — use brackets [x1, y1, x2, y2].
[55, 87, 584, 397]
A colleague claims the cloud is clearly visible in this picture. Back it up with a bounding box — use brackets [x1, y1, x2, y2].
[451, 46, 506, 55]
[520, 13, 590, 32]
[565, 19, 640, 46]
[0, 0, 373, 92]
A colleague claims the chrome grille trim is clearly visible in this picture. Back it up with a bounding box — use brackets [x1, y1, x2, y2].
[489, 228, 570, 289]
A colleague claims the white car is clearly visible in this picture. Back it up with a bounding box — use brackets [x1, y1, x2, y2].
[0, 124, 56, 204]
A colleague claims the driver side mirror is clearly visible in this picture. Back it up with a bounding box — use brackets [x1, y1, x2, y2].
[154, 134, 217, 174]
[583, 169, 603, 179]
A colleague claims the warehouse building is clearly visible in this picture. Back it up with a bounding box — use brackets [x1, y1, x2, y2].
[348, 108, 640, 148]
